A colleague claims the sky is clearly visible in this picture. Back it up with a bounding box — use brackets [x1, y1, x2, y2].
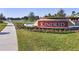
[0, 8, 79, 18]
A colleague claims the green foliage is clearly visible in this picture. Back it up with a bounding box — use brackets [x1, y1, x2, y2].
[0, 13, 4, 22]
[13, 22, 26, 29]
[13, 21, 79, 51]
[71, 11, 79, 17]
[16, 29, 79, 51]
[76, 12, 79, 17]
[54, 9, 66, 17]
[0, 23, 7, 31]
[71, 11, 76, 17]
[21, 16, 28, 21]
[45, 9, 66, 18]
[28, 12, 35, 21]
[48, 13, 52, 17]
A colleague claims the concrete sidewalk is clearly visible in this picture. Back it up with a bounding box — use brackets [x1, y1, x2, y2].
[0, 22, 18, 51]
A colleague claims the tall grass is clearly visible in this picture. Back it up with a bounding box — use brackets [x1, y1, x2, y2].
[14, 21, 79, 51]
[17, 29, 79, 51]
[0, 23, 7, 31]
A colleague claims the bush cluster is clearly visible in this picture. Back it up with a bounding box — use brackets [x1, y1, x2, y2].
[14, 22, 26, 29]
[27, 28, 75, 34]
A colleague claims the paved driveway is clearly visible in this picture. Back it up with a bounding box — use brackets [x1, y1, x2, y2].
[0, 22, 18, 51]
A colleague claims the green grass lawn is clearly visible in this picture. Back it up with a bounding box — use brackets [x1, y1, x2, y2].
[0, 23, 7, 32]
[16, 29, 79, 51]
[14, 21, 79, 51]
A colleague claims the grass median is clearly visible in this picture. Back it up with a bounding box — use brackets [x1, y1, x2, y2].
[0, 23, 7, 32]
[16, 29, 79, 51]
[14, 22, 79, 51]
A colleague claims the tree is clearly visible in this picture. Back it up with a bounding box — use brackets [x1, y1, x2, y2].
[35, 16, 39, 20]
[71, 11, 76, 17]
[21, 16, 28, 20]
[48, 13, 52, 17]
[76, 12, 79, 17]
[54, 9, 66, 17]
[0, 13, 4, 23]
[28, 12, 35, 21]
[0, 13, 3, 20]
[44, 15, 48, 17]
[44, 9, 66, 18]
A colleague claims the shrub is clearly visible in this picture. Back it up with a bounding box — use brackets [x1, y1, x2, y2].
[14, 22, 26, 29]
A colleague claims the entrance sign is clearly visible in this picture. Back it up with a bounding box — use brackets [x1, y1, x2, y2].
[38, 21, 68, 28]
